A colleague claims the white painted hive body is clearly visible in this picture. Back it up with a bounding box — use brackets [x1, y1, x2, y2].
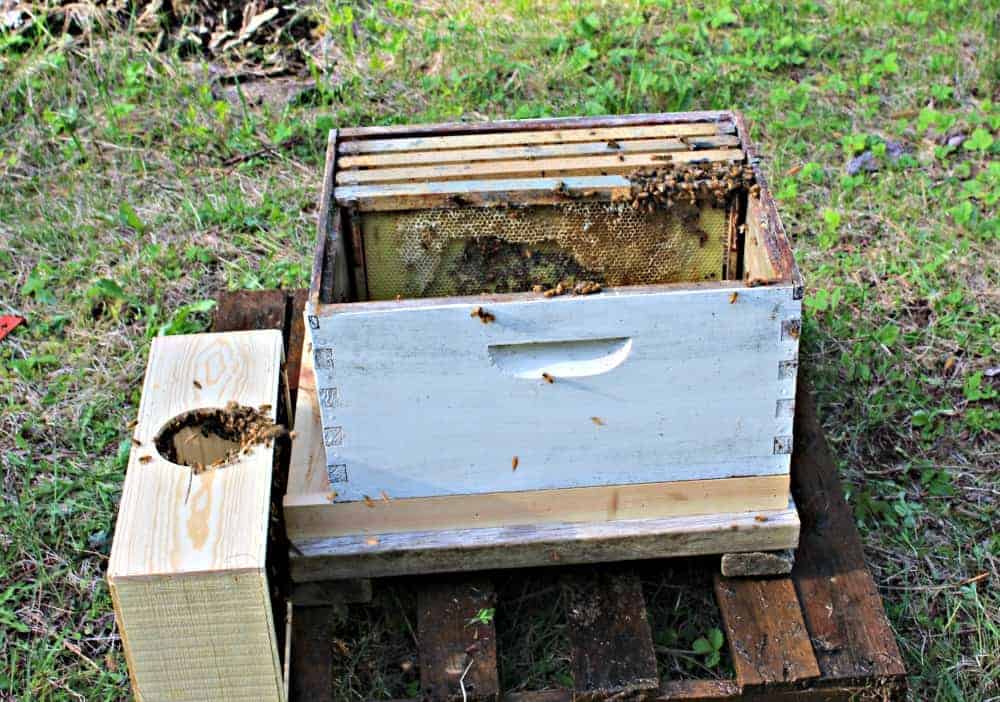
[297, 111, 802, 542]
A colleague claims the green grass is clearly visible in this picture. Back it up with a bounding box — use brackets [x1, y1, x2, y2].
[1, 0, 997, 699]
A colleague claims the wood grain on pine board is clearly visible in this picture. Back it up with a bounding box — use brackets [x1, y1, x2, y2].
[713, 576, 820, 689]
[337, 122, 730, 154]
[309, 283, 800, 502]
[417, 579, 499, 700]
[562, 570, 658, 695]
[108, 330, 285, 701]
[284, 474, 790, 539]
[337, 135, 741, 169]
[335, 149, 742, 185]
[288, 502, 799, 582]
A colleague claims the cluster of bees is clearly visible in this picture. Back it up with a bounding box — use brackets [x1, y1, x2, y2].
[533, 279, 602, 297]
[620, 161, 759, 213]
[148, 401, 288, 474]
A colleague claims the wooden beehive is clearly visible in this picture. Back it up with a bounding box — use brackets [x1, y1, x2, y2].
[108, 330, 286, 701]
[289, 111, 802, 569]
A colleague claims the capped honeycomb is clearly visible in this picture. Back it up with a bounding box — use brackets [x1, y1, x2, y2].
[359, 201, 729, 300]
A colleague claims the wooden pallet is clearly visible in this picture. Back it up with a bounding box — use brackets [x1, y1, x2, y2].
[213, 289, 907, 702]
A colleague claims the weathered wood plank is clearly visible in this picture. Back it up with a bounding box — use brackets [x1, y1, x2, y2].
[335, 149, 741, 185]
[286, 289, 309, 409]
[417, 579, 499, 700]
[337, 136, 741, 169]
[339, 123, 729, 154]
[563, 570, 658, 696]
[720, 550, 795, 577]
[310, 284, 799, 502]
[790, 385, 907, 685]
[288, 502, 799, 582]
[713, 576, 820, 689]
[338, 110, 735, 140]
[213, 289, 288, 334]
[289, 579, 372, 607]
[289, 605, 335, 701]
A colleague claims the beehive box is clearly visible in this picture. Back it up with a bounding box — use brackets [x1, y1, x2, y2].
[293, 111, 802, 554]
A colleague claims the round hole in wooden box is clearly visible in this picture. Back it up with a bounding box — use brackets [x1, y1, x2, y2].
[154, 403, 283, 471]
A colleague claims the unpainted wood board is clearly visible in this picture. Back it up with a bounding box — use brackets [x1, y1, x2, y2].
[337, 110, 735, 139]
[338, 123, 728, 155]
[335, 149, 742, 185]
[288, 501, 799, 581]
[310, 284, 800, 501]
[743, 195, 779, 282]
[108, 329, 283, 578]
[111, 571, 284, 701]
[286, 324, 328, 498]
[562, 570, 658, 695]
[337, 135, 742, 169]
[284, 474, 790, 540]
[713, 575, 820, 688]
[790, 385, 907, 684]
[334, 174, 632, 210]
[417, 579, 499, 700]
[108, 330, 285, 701]
[289, 579, 372, 606]
[213, 289, 288, 335]
[289, 605, 335, 702]
[720, 549, 794, 577]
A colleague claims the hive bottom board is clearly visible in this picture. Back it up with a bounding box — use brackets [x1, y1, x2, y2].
[213, 290, 906, 702]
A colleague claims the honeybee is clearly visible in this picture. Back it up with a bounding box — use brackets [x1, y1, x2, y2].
[511, 456, 519, 471]
[470, 306, 496, 323]
[138, 455, 152, 464]
[541, 372, 555, 384]
[729, 292, 739, 304]
[590, 417, 605, 426]
[363, 495, 376, 508]
[192, 380, 202, 390]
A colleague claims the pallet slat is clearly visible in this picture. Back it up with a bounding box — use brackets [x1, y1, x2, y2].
[790, 387, 907, 685]
[335, 149, 741, 185]
[417, 579, 499, 700]
[338, 123, 731, 154]
[563, 570, 658, 695]
[337, 135, 741, 169]
[714, 576, 820, 689]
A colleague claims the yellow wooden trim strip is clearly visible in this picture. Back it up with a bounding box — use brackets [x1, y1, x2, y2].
[284, 473, 790, 539]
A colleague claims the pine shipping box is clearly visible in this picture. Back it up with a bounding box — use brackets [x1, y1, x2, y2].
[285, 111, 803, 580]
